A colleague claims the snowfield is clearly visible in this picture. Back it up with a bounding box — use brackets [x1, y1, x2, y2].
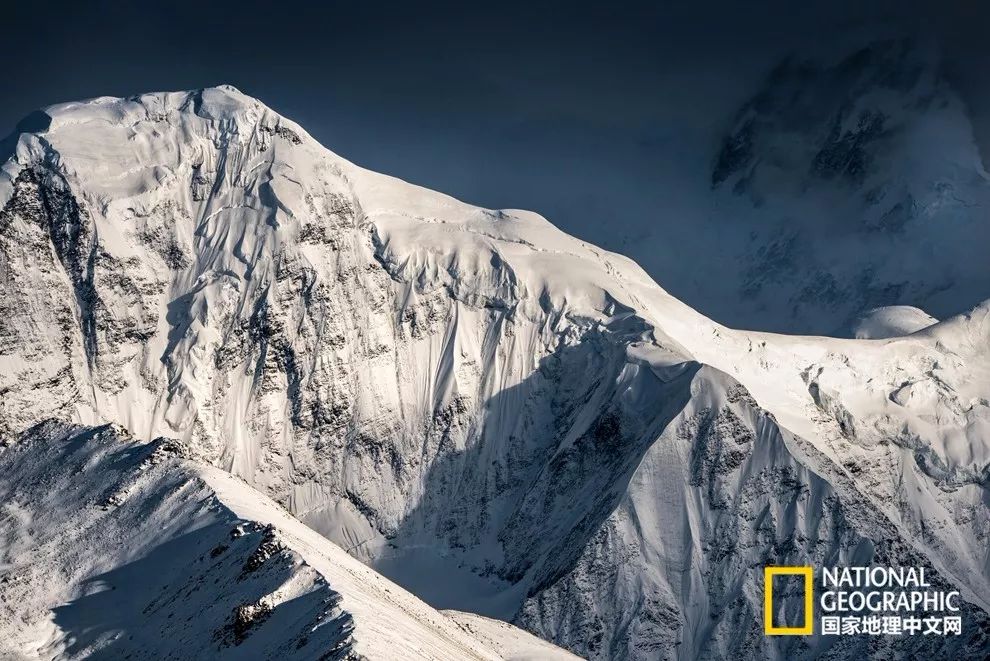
[0, 86, 988, 659]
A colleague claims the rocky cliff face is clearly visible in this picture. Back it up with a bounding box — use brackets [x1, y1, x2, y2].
[1, 86, 988, 659]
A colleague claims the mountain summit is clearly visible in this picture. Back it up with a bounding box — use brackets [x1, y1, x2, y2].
[1, 87, 988, 659]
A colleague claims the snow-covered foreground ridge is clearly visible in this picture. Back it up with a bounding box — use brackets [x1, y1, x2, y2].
[0, 421, 577, 660]
[0, 86, 988, 659]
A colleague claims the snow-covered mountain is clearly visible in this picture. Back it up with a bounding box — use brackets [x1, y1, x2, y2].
[708, 36, 990, 333]
[1, 86, 988, 659]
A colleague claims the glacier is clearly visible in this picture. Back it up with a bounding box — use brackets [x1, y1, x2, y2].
[0, 85, 988, 659]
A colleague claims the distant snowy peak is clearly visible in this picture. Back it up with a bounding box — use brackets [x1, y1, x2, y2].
[713, 36, 954, 201]
[708, 35, 990, 332]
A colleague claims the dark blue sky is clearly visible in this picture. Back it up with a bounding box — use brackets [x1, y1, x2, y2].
[5, 0, 988, 323]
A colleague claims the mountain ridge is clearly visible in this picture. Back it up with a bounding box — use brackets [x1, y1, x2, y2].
[0, 419, 578, 660]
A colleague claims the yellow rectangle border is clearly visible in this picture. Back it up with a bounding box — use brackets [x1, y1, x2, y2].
[764, 566, 813, 635]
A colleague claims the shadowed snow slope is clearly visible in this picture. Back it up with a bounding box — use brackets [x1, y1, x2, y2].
[0, 86, 988, 659]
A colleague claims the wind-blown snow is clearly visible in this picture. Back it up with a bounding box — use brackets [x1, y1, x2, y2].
[0, 85, 988, 659]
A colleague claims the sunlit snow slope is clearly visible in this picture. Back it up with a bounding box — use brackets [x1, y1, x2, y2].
[0, 86, 988, 659]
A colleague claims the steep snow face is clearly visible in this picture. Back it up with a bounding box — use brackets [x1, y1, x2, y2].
[1, 86, 988, 659]
[0, 421, 578, 661]
[708, 37, 990, 333]
[515, 366, 989, 660]
[662, 303, 990, 623]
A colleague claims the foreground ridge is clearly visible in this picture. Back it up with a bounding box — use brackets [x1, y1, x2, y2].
[0, 420, 578, 660]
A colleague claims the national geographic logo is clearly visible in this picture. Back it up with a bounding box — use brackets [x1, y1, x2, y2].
[763, 565, 963, 637]
[764, 566, 813, 635]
